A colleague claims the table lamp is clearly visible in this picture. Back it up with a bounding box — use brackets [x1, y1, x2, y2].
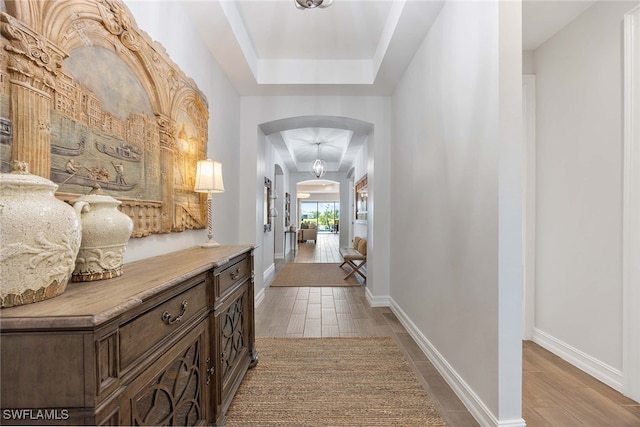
[194, 159, 225, 247]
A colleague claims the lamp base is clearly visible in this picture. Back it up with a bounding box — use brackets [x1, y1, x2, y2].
[201, 240, 220, 248]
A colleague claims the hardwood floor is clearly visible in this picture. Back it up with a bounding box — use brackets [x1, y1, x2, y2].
[261, 233, 640, 426]
[289, 232, 342, 263]
[523, 342, 640, 426]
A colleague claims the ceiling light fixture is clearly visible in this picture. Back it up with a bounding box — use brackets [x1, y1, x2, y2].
[311, 142, 327, 179]
[295, 0, 333, 10]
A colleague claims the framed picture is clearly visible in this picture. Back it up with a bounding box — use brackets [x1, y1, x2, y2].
[285, 192, 291, 227]
[355, 174, 368, 223]
[264, 177, 272, 232]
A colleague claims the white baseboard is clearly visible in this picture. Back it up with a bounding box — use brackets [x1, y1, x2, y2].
[263, 263, 276, 287]
[365, 287, 389, 307]
[389, 298, 525, 427]
[496, 421, 528, 427]
[532, 328, 623, 392]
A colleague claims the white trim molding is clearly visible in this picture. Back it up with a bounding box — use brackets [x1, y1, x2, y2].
[533, 329, 624, 392]
[623, 4, 640, 402]
[522, 75, 536, 340]
[263, 262, 276, 287]
[364, 287, 390, 307]
[389, 298, 525, 427]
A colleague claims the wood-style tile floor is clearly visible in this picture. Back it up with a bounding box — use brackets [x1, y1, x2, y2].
[522, 341, 640, 426]
[260, 232, 640, 426]
[291, 232, 342, 263]
[255, 285, 479, 426]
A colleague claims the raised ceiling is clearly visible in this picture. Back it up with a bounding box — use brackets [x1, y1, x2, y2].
[182, 0, 595, 175]
[184, 0, 446, 97]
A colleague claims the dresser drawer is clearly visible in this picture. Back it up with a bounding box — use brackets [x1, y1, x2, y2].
[215, 254, 251, 299]
[119, 278, 207, 370]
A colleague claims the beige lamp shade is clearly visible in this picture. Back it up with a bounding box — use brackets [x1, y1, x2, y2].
[194, 159, 224, 193]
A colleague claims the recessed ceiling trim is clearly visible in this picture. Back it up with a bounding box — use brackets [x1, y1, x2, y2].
[219, 0, 259, 77]
[372, 0, 405, 76]
[257, 59, 374, 85]
[222, 0, 405, 86]
[260, 116, 372, 174]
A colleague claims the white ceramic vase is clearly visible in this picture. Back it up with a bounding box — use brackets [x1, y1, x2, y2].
[0, 161, 82, 308]
[72, 188, 133, 282]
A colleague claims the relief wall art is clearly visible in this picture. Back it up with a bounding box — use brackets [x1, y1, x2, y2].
[0, 0, 209, 237]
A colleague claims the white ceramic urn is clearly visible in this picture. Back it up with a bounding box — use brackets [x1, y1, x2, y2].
[72, 188, 134, 282]
[0, 161, 82, 308]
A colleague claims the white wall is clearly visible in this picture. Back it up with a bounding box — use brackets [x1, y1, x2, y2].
[239, 97, 391, 304]
[523, 50, 535, 74]
[121, 1, 242, 263]
[622, 4, 640, 402]
[534, 1, 637, 389]
[258, 129, 275, 289]
[390, 1, 523, 425]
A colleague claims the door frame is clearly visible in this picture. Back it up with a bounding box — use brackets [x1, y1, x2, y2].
[623, 5, 640, 402]
[522, 75, 536, 340]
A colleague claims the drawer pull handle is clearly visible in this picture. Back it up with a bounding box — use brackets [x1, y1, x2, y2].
[161, 300, 188, 325]
[230, 269, 240, 280]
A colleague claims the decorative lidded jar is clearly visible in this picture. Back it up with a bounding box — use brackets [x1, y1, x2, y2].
[0, 161, 82, 308]
[72, 187, 133, 282]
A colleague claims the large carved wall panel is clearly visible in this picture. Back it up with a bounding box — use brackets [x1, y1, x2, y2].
[0, 0, 209, 237]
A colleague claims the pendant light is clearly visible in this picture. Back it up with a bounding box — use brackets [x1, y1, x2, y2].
[311, 142, 327, 179]
[295, 0, 333, 10]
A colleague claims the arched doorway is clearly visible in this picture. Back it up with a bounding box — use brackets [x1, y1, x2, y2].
[296, 179, 341, 263]
[258, 115, 372, 253]
[249, 114, 378, 297]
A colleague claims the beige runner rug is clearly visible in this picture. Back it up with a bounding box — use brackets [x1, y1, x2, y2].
[225, 337, 447, 426]
[270, 263, 361, 287]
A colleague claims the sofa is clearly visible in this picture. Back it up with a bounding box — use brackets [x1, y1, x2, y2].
[298, 223, 317, 242]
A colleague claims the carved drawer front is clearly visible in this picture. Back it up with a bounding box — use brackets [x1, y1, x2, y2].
[216, 254, 250, 299]
[120, 322, 209, 426]
[119, 279, 207, 371]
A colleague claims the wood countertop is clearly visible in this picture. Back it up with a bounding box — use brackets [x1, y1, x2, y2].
[0, 245, 255, 330]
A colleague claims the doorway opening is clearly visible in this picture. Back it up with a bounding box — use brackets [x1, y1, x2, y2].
[295, 180, 341, 264]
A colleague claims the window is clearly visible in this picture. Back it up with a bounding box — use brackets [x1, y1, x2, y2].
[300, 201, 340, 232]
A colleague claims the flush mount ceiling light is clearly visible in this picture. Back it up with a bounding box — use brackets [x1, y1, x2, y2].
[295, 0, 333, 10]
[311, 142, 327, 179]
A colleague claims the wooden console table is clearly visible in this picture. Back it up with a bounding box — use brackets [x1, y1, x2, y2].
[0, 245, 257, 426]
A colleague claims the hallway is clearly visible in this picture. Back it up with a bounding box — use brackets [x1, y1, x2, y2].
[265, 234, 640, 426]
[286, 232, 342, 264]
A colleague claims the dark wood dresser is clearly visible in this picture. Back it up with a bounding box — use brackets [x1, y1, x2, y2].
[0, 245, 257, 426]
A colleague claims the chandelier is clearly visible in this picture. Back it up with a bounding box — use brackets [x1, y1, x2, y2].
[295, 0, 333, 10]
[311, 142, 327, 179]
